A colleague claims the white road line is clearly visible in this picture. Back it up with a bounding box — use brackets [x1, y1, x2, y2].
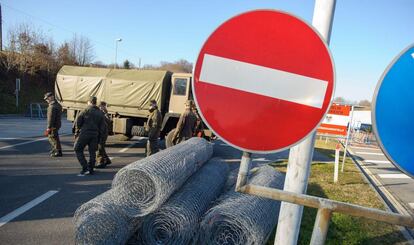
[0, 190, 58, 227]
[0, 137, 48, 150]
[351, 146, 380, 150]
[119, 142, 139, 153]
[363, 160, 391, 164]
[0, 134, 71, 150]
[355, 152, 383, 155]
[199, 54, 329, 109]
[378, 174, 411, 179]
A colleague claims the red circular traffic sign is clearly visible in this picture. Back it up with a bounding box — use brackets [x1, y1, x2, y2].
[193, 10, 335, 153]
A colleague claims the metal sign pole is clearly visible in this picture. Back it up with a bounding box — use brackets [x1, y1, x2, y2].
[274, 0, 336, 244]
[341, 105, 354, 172]
[15, 78, 20, 110]
[274, 133, 315, 245]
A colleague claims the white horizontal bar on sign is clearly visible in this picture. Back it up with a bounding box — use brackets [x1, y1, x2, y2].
[199, 54, 329, 109]
[378, 174, 410, 179]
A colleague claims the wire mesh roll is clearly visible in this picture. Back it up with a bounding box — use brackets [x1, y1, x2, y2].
[138, 158, 229, 245]
[196, 165, 285, 245]
[112, 137, 213, 217]
[73, 188, 142, 245]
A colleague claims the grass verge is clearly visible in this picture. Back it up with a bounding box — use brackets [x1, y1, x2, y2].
[266, 139, 406, 245]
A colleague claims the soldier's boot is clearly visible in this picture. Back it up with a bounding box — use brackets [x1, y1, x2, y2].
[51, 151, 63, 157]
[87, 162, 95, 175]
[95, 163, 106, 169]
[105, 157, 112, 165]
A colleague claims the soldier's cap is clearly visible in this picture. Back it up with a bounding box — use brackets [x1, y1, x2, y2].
[89, 96, 97, 104]
[43, 92, 53, 100]
[99, 101, 107, 106]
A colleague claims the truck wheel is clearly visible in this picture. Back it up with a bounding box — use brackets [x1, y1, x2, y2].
[131, 126, 147, 137]
[165, 129, 177, 148]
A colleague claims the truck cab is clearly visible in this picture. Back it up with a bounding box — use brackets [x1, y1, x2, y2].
[159, 73, 193, 139]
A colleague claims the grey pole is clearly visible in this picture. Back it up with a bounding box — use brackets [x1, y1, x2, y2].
[114, 38, 122, 68]
[274, 1, 337, 244]
[341, 105, 354, 172]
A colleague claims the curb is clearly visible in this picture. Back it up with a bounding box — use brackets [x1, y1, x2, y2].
[346, 146, 414, 243]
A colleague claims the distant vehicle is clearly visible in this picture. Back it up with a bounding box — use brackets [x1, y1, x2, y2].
[55, 65, 212, 146]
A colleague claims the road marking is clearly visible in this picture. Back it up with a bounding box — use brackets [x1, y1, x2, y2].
[0, 134, 71, 150]
[0, 137, 48, 150]
[378, 174, 410, 179]
[355, 152, 383, 155]
[351, 146, 380, 150]
[363, 160, 391, 164]
[0, 190, 58, 227]
[199, 54, 328, 109]
[119, 141, 140, 153]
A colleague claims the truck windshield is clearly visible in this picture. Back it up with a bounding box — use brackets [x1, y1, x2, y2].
[173, 78, 187, 96]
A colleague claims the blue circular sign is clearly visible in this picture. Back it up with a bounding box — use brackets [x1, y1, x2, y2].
[372, 44, 414, 177]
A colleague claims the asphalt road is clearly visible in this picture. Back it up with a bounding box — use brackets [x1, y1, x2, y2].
[348, 144, 414, 216]
[0, 117, 332, 244]
[0, 118, 147, 244]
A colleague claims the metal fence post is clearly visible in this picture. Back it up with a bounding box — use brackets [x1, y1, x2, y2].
[341, 105, 354, 172]
[235, 152, 252, 191]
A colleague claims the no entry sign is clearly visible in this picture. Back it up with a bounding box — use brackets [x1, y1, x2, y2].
[193, 10, 335, 153]
[372, 44, 414, 177]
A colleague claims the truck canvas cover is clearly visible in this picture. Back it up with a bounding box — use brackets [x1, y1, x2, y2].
[55, 65, 171, 117]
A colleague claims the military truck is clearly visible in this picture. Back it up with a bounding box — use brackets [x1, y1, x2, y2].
[55, 65, 211, 145]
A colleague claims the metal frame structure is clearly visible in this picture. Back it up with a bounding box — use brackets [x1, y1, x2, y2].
[235, 155, 414, 245]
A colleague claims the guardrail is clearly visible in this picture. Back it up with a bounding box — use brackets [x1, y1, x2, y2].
[29, 103, 48, 119]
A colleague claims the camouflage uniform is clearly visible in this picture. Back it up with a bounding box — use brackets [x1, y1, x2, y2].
[47, 99, 62, 156]
[96, 109, 112, 167]
[174, 107, 197, 144]
[74, 104, 105, 173]
[146, 107, 162, 156]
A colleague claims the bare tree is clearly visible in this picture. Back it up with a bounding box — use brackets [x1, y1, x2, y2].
[69, 34, 95, 66]
[146, 59, 193, 73]
[358, 99, 371, 109]
[57, 42, 76, 66]
[333, 96, 347, 104]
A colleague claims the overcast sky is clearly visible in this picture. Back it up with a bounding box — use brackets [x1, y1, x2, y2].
[2, 0, 413, 102]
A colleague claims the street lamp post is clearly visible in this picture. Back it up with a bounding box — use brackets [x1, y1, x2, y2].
[114, 38, 122, 68]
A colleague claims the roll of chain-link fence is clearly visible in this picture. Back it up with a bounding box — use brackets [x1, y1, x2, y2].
[111, 137, 213, 217]
[73, 188, 142, 245]
[196, 165, 285, 245]
[136, 158, 229, 244]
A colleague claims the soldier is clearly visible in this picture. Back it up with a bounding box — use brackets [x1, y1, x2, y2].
[192, 105, 204, 138]
[173, 100, 197, 144]
[96, 101, 112, 168]
[145, 99, 162, 156]
[74, 96, 105, 176]
[44, 92, 63, 157]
